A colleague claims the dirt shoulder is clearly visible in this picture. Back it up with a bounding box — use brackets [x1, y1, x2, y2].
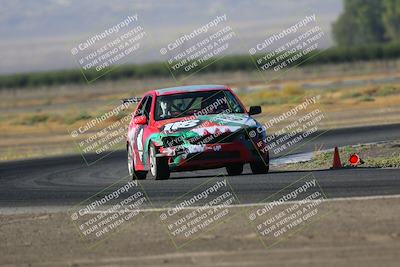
[279, 140, 400, 170]
[1, 197, 400, 267]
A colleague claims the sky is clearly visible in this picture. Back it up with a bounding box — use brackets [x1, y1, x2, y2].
[0, 0, 342, 74]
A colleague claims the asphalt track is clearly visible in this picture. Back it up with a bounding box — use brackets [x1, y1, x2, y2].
[0, 123, 399, 210]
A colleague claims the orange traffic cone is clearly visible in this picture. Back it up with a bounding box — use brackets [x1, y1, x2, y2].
[332, 146, 342, 169]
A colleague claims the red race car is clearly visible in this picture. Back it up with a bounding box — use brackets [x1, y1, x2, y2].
[125, 84, 269, 180]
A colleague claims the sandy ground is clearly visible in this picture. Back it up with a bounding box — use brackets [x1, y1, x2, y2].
[1, 197, 400, 267]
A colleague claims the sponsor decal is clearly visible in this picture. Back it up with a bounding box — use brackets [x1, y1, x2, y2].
[212, 114, 256, 126]
[163, 119, 201, 132]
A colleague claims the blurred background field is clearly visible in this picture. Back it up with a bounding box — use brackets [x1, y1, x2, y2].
[1, 0, 400, 161]
[1, 58, 399, 161]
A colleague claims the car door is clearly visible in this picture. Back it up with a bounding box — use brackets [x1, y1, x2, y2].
[129, 95, 150, 170]
[140, 95, 154, 168]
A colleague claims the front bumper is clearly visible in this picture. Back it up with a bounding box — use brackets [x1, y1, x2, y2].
[158, 141, 266, 171]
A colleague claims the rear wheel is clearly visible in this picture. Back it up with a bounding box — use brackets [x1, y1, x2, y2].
[226, 164, 244, 176]
[250, 151, 270, 174]
[148, 143, 170, 180]
[128, 144, 147, 180]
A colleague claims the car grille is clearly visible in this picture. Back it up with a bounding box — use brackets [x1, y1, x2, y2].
[163, 127, 257, 148]
[187, 151, 241, 161]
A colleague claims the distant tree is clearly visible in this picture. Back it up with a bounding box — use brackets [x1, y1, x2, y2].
[332, 8, 358, 47]
[382, 0, 400, 41]
[333, 0, 386, 46]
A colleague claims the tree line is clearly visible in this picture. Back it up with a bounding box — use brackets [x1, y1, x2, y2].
[1, 42, 399, 89]
[333, 0, 400, 46]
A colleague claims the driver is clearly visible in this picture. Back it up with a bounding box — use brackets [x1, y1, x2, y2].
[158, 100, 171, 119]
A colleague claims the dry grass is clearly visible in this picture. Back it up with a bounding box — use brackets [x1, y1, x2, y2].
[1, 60, 400, 161]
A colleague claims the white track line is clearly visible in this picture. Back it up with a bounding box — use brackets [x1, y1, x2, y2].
[1, 194, 400, 215]
[84, 194, 400, 214]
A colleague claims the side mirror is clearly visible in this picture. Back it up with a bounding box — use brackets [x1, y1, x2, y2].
[134, 115, 147, 125]
[249, 106, 262, 115]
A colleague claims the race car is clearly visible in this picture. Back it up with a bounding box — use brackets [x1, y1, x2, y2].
[125, 84, 269, 180]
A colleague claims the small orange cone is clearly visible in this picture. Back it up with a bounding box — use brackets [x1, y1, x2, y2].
[332, 146, 342, 169]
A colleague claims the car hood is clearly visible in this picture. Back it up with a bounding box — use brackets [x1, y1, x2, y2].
[154, 113, 258, 135]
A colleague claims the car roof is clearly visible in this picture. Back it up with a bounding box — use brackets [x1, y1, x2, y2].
[154, 84, 229, 96]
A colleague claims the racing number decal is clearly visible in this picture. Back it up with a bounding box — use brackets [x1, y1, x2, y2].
[129, 125, 145, 166]
[137, 127, 144, 160]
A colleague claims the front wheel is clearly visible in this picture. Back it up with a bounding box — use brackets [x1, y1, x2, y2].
[226, 164, 243, 176]
[250, 151, 270, 174]
[148, 143, 170, 180]
[128, 144, 147, 180]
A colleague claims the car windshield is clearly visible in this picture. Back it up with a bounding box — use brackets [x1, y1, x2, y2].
[154, 90, 245, 120]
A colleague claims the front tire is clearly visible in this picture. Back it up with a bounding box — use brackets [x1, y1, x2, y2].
[128, 144, 147, 180]
[148, 143, 170, 180]
[250, 151, 270, 174]
[226, 164, 243, 176]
